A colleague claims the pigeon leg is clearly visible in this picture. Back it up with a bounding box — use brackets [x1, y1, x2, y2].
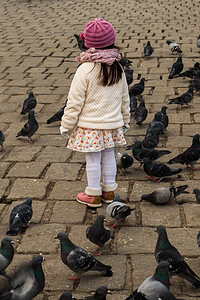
[28, 138, 33, 143]
[135, 162, 143, 170]
[119, 169, 125, 176]
[111, 222, 118, 228]
[0, 147, 4, 152]
[95, 249, 102, 256]
[69, 275, 80, 281]
[155, 178, 163, 183]
[122, 219, 127, 223]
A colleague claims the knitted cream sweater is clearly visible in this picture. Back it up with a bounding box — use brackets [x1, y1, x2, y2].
[61, 62, 130, 131]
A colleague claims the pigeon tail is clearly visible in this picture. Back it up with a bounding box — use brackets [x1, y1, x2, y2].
[175, 185, 189, 197]
[6, 227, 20, 236]
[0, 292, 12, 300]
[178, 269, 200, 288]
[46, 115, 60, 124]
[92, 262, 113, 277]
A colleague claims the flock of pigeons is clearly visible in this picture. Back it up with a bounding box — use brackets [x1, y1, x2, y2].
[1, 35, 200, 299]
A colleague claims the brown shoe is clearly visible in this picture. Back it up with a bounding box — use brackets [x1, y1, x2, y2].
[101, 191, 115, 204]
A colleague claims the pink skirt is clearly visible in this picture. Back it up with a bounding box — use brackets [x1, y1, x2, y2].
[67, 127, 126, 152]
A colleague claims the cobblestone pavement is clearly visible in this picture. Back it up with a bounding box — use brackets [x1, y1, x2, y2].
[1, 0, 200, 299]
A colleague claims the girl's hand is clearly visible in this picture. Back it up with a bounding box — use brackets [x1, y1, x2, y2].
[60, 126, 70, 139]
[122, 124, 130, 134]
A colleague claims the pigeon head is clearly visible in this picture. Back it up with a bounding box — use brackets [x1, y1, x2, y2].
[29, 91, 34, 97]
[95, 286, 112, 297]
[192, 134, 200, 146]
[139, 99, 145, 106]
[161, 106, 168, 114]
[153, 261, 170, 289]
[134, 140, 142, 149]
[147, 41, 150, 46]
[31, 255, 44, 268]
[166, 40, 172, 45]
[194, 62, 200, 68]
[25, 197, 33, 206]
[97, 215, 106, 223]
[59, 291, 73, 300]
[141, 157, 151, 165]
[140, 78, 145, 85]
[177, 56, 182, 62]
[1, 237, 14, 248]
[155, 225, 167, 234]
[193, 188, 200, 195]
[55, 232, 69, 241]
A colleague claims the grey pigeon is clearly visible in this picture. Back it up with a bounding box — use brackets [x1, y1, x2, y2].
[168, 56, 183, 79]
[168, 133, 200, 170]
[124, 65, 134, 85]
[86, 215, 112, 256]
[0, 237, 14, 278]
[106, 198, 135, 227]
[166, 40, 182, 54]
[144, 41, 154, 58]
[6, 197, 33, 236]
[59, 291, 76, 300]
[193, 188, 200, 203]
[116, 152, 134, 175]
[127, 140, 171, 170]
[119, 54, 132, 67]
[84, 286, 112, 300]
[141, 185, 189, 205]
[125, 261, 179, 300]
[155, 226, 200, 288]
[129, 78, 145, 98]
[192, 71, 200, 93]
[55, 232, 113, 280]
[142, 158, 182, 182]
[145, 112, 165, 139]
[178, 62, 200, 79]
[0, 255, 45, 300]
[47, 99, 68, 124]
[20, 91, 37, 115]
[74, 34, 87, 51]
[197, 232, 200, 248]
[134, 99, 148, 125]
[168, 86, 194, 106]
[160, 106, 169, 130]
[197, 35, 200, 48]
[16, 110, 39, 143]
[0, 130, 5, 151]
[141, 129, 160, 149]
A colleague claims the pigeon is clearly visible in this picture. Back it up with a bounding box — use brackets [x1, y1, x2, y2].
[6, 197, 33, 236]
[178, 62, 200, 78]
[124, 65, 134, 85]
[168, 56, 183, 79]
[193, 188, 200, 203]
[59, 291, 76, 300]
[106, 198, 135, 227]
[116, 152, 134, 175]
[86, 215, 112, 256]
[55, 232, 113, 280]
[0, 255, 45, 300]
[127, 140, 171, 169]
[142, 158, 182, 182]
[119, 54, 132, 67]
[192, 71, 200, 93]
[168, 86, 194, 106]
[84, 286, 112, 300]
[20, 91, 37, 115]
[141, 185, 189, 205]
[0, 130, 5, 151]
[155, 226, 200, 288]
[145, 112, 165, 139]
[166, 40, 182, 54]
[197, 232, 200, 248]
[129, 93, 138, 113]
[16, 110, 39, 143]
[197, 35, 200, 48]
[141, 130, 160, 149]
[125, 261, 178, 300]
[0, 237, 14, 278]
[160, 106, 169, 130]
[134, 99, 148, 125]
[46, 99, 68, 124]
[168, 133, 200, 169]
[74, 34, 87, 51]
[129, 78, 145, 98]
[144, 41, 154, 58]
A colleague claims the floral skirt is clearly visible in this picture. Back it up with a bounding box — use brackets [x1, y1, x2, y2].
[67, 127, 126, 152]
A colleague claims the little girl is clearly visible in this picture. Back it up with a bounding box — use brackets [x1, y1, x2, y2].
[60, 18, 130, 208]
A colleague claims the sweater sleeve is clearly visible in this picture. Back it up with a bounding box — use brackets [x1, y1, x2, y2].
[61, 64, 88, 131]
[121, 72, 131, 125]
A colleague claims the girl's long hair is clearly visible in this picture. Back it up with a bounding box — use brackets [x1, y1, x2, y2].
[98, 44, 123, 86]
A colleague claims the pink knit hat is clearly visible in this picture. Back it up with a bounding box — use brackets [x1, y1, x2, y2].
[80, 18, 116, 49]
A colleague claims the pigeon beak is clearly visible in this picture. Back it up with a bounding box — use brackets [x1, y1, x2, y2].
[11, 241, 14, 245]
[104, 218, 107, 223]
[54, 236, 58, 239]
[107, 290, 112, 294]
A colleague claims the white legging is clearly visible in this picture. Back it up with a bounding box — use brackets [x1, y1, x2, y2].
[86, 147, 116, 189]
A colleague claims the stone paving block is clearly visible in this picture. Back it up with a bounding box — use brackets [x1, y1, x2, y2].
[77, 255, 126, 292]
[6, 162, 48, 178]
[1, 200, 47, 225]
[141, 202, 181, 227]
[0, 204, 6, 217]
[45, 163, 82, 180]
[183, 203, 200, 227]
[17, 223, 66, 254]
[36, 135, 65, 147]
[0, 162, 10, 178]
[7, 178, 49, 200]
[0, 178, 10, 199]
[48, 181, 86, 201]
[4, 145, 42, 162]
[36, 146, 71, 162]
[50, 201, 87, 224]
[43, 254, 73, 292]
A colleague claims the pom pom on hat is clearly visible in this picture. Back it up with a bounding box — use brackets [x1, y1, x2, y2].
[81, 18, 116, 49]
